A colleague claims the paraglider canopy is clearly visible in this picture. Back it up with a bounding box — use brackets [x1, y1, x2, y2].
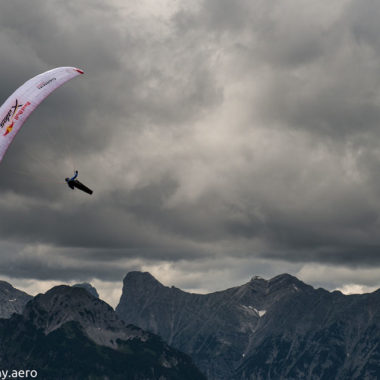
[0, 67, 84, 163]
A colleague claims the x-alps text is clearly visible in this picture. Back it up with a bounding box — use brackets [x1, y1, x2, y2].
[0, 99, 23, 128]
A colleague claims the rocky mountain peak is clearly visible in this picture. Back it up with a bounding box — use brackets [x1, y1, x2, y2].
[73, 282, 99, 298]
[0, 280, 32, 318]
[250, 275, 266, 282]
[235, 273, 310, 304]
[0, 280, 15, 291]
[0, 282, 206, 380]
[269, 272, 302, 283]
[123, 271, 164, 290]
[23, 285, 145, 348]
[268, 273, 311, 292]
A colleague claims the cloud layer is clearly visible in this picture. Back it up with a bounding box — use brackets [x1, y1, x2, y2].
[1, 0, 380, 303]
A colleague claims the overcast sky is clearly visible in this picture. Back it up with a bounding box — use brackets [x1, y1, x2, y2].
[1, 0, 380, 307]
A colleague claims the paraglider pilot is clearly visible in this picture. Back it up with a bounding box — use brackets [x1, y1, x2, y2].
[65, 170, 93, 195]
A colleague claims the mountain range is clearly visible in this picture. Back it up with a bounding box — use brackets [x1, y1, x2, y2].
[0, 282, 205, 380]
[116, 271, 380, 380]
[2, 273, 380, 379]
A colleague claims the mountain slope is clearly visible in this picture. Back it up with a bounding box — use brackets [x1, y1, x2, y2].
[0, 285, 206, 380]
[116, 271, 380, 380]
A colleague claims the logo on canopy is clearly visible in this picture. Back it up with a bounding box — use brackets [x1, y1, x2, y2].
[0, 99, 23, 129]
[1, 100, 31, 136]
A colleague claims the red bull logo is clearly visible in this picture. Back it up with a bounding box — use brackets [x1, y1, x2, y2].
[3, 122, 14, 136]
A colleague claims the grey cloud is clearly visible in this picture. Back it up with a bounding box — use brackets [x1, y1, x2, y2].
[0, 245, 138, 282]
[174, 0, 380, 139]
[1, 0, 380, 298]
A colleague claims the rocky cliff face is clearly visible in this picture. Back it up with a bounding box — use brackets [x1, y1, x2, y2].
[0, 285, 206, 380]
[116, 271, 380, 380]
[0, 280, 32, 318]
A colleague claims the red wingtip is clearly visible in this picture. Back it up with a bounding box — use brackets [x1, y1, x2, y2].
[75, 68, 84, 74]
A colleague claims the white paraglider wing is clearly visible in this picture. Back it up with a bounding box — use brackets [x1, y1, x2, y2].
[0, 67, 84, 162]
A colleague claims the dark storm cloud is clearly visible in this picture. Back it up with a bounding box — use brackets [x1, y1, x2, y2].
[174, 0, 380, 138]
[153, 0, 380, 269]
[0, 242, 140, 282]
[2, 0, 380, 296]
